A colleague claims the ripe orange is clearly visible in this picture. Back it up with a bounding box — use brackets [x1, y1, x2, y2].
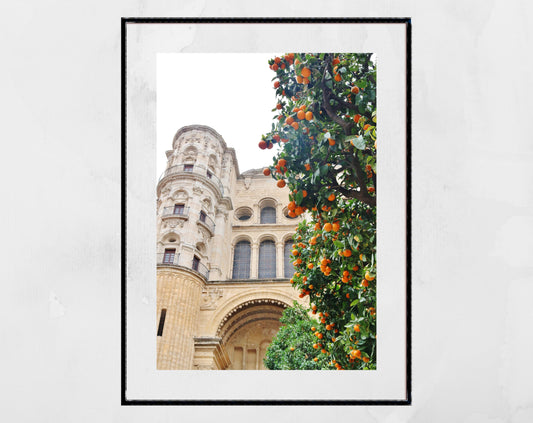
[328, 138, 335, 146]
[323, 222, 332, 232]
[305, 111, 313, 121]
[297, 110, 305, 120]
[343, 249, 352, 257]
[307, 263, 314, 269]
[263, 168, 270, 176]
[302, 190, 307, 197]
[286, 116, 294, 125]
[272, 63, 278, 71]
[361, 279, 369, 287]
[296, 75, 303, 84]
[363, 357, 370, 363]
[311, 326, 316, 331]
[291, 249, 299, 256]
[313, 343, 319, 349]
[276, 103, 282, 110]
[353, 114, 361, 123]
[365, 272, 375, 281]
[291, 121, 299, 130]
[287, 201, 296, 211]
[302, 77, 310, 85]
[276, 179, 286, 188]
[368, 187, 375, 193]
[258, 140, 267, 149]
[309, 236, 317, 245]
[304, 163, 311, 171]
[354, 324, 360, 332]
[363, 124, 371, 131]
[334, 73, 342, 82]
[274, 81, 280, 88]
[301, 67, 311, 78]
[351, 86, 359, 94]
[346, 293, 350, 299]
[278, 159, 287, 167]
[313, 357, 319, 362]
[328, 193, 336, 201]
[294, 58, 301, 65]
[332, 57, 340, 66]
[332, 222, 340, 232]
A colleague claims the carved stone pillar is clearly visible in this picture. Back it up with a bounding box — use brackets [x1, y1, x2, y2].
[251, 243, 259, 279]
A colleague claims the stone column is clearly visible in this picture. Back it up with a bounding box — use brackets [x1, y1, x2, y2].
[251, 243, 259, 278]
[156, 269, 205, 369]
[276, 241, 284, 279]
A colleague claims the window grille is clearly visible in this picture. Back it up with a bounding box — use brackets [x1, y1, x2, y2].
[199, 211, 207, 223]
[232, 241, 251, 279]
[157, 309, 167, 336]
[258, 240, 276, 278]
[284, 240, 295, 278]
[192, 256, 200, 271]
[260, 207, 276, 224]
[163, 249, 176, 264]
[173, 204, 185, 215]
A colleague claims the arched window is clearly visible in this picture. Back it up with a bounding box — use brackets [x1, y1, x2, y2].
[259, 240, 276, 278]
[284, 240, 295, 278]
[232, 240, 251, 279]
[261, 207, 276, 224]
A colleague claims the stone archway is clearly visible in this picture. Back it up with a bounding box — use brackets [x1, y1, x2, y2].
[216, 299, 287, 370]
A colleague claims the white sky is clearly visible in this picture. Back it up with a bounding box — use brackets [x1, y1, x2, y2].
[157, 53, 284, 177]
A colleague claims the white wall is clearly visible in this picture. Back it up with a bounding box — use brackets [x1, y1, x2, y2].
[2, 1, 533, 422]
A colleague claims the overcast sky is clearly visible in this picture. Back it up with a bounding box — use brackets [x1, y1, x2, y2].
[157, 53, 283, 177]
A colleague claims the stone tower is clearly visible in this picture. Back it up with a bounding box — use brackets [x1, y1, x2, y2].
[156, 125, 305, 370]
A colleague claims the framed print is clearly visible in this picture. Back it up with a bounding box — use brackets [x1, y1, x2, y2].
[122, 18, 411, 405]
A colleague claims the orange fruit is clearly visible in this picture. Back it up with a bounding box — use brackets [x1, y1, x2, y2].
[343, 249, 352, 257]
[313, 343, 319, 349]
[278, 159, 287, 167]
[328, 193, 336, 201]
[305, 111, 313, 121]
[328, 138, 335, 146]
[365, 272, 375, 281]
[287, 201, 296, 211]
[274, 81, 280, 88]
[272, 63, 278, 71]
[304, 163, 311, 171]
[334, 73, 342, 82]
[351, 86, 359, 94]
[297, 110, 305, 120]
[363, 357, 370, 363]
[309, 236, 317, 245]
[263, 168, 270, 176]
[354, 324, 360, 332]
[276, 103, 282, 110]
[353, 114, 361, 123]
[346, 293, 350, 299]
[294, 58, 301, 65]
[301, 67, 311, 78]
[276, 179, 286, 188]
[296, 75, 303, 84]
[291, 121, 299, 130]
[307, 263, 314, 269]
[302, 190, 307, 197]
[362, 279, 369, 287]
[302, 77, 310, 85]
[323, 223, 332, 232]
[368, 187, 375, 193]
[332, 222, 340, 232]
[291, 249, 299, 256]
[332, 57, 340, 66]
[258, 140, 267, 149]
[363, 124, 371, 131]
[286, 116, 294, 125]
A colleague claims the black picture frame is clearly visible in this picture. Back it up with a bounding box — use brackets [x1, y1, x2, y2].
[121, 17, 411, 406]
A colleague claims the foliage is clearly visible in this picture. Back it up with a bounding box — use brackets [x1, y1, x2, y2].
[261, 53, 377, 370]
[263, 302, 330, 370]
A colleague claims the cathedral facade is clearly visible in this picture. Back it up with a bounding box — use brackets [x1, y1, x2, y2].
[156, 125, 304, 370]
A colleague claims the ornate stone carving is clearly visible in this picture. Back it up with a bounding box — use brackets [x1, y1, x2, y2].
[200, 288, 223, 310]
[193, 186, 203, 195]
[244, 177, 252, 190]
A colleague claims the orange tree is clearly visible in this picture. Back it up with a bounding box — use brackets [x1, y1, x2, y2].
[260, 53, 376, 370]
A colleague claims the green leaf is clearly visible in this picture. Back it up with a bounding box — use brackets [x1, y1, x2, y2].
[320, 165, 329, 176]
[350, 135, 366, 150]
[295, 190, 303, 205]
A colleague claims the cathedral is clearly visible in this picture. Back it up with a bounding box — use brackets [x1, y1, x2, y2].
[156, 125, 305, 370]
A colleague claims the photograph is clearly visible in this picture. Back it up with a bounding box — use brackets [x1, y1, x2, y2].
[155, 52, 377, 371]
